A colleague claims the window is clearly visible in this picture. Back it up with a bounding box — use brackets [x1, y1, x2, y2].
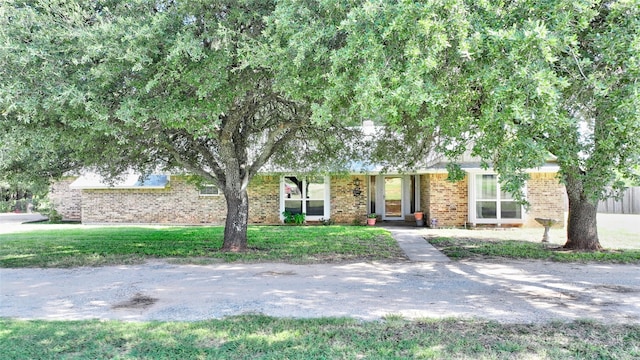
[472, 174, 522, 223]
[199, 184, 220, 196]
[282, 176, 329, 219]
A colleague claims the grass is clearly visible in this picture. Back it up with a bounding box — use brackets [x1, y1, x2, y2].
[0, 225, 406, 268]
[428, 237, 640, 263]
[1, 316, 639, 359]
[424, 213, 640, 250]
[425, 214, 640, 263]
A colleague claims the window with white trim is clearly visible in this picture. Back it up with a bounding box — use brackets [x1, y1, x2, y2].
[282, 176, 329, 219]
[472, 174, 522, 223]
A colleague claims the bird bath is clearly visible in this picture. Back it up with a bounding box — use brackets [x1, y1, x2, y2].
[534, 218, 558, 243]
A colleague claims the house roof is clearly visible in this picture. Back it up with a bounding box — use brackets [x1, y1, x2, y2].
[69, 173, 169, 189]
[422, 161, 560, 173]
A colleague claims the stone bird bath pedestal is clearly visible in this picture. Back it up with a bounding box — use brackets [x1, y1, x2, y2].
[534, 218, 559, 243]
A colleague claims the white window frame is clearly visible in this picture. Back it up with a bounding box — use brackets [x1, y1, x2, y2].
[280, 175, 330, 221]
[468, 172, 525, 225]
[198, 184, 220, 197]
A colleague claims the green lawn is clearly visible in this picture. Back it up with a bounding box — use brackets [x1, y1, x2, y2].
[0, 225, 406, 268]
[428, 237, 640, 263]
[2, 316, 639, 359]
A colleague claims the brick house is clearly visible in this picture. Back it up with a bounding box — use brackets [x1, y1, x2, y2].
[49, 162, 566, 228]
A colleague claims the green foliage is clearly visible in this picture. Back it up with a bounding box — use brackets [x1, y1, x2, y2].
[0, 180, 48, 213]
[45, 209, 63, 224]
[282, 211, 306, 225]
[294, 213, 306, 225]
[1, 317, 639, 359]
[0, 0, 360, 180]
[0, 226, 405, 267]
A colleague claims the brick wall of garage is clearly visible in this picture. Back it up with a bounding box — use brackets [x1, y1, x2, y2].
[49, 177, 82, 221]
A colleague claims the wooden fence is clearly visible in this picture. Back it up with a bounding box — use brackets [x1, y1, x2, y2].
[597, 187, 640, 214]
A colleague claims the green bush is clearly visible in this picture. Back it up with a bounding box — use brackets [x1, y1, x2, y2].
[47, 209, 63, 223]
[282, 211, 306, 225]
[0, 201, 11, 213]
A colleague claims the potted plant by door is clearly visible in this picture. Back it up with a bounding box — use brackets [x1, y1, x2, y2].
[367, 213, 377, 226]
[414, 211, 424, 227]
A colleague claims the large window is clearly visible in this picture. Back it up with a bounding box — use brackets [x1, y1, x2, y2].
[473, 174, 522, 223]
[282, 176, 328, 219]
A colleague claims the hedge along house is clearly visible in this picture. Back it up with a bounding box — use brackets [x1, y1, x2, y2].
[50, 159, 566, 228]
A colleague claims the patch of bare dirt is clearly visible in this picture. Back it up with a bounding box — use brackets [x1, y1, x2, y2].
[112, 293, 158, 310]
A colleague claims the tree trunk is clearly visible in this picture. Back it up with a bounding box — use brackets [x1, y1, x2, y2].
[221, 187, 249, 252]
[563, 176, 602, 251]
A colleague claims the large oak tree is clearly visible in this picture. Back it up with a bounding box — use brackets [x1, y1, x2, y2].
[462, 0, 640, 250]
[0, 0, 358, 251]
[265, 0, 639, 250]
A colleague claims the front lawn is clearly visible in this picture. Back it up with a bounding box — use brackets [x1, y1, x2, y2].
[0, 226, 406, 268]
[428, 237, 640, 263]
[2, 316, 639, 359]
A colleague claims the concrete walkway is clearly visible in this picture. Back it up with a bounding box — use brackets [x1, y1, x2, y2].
[383, 227, 450, 262]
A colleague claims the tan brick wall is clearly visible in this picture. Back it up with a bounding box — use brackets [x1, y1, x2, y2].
[330, 175, 368, 224]
[420, 171, 566, 228]
[49, 177, 82, 221]
[420, 174, 430, 220]
[53, 172, 566, 228]
[81, 177, 225, 224]
[81, 175, 282, 225]
[524, 172, 566, 227]
[247, 176, 281, 224]
[61, 175, 368, 225]
[423, 173, 469, 227]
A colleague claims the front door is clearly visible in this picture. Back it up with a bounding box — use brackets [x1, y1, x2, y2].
[383, 176, 403, 220]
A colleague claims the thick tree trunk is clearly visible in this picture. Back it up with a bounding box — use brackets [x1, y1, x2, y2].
[563, 175, 602, 251]
[221, 187, 249, 252]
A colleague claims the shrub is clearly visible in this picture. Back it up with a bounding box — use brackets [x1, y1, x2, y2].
[47, 209, 63, 223]
[0, 201, 11, 213]
[282, 211, 306, 225]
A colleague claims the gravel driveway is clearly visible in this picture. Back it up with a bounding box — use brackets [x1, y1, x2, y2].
[2, 260, 639, 324]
